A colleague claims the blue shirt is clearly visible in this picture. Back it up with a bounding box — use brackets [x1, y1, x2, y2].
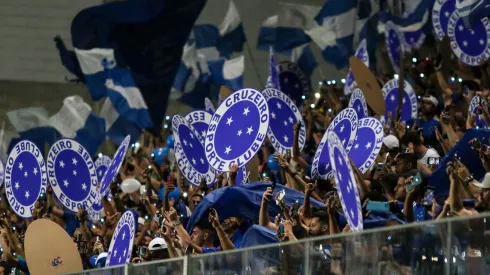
[63, 211, 79, 237]
[17, 257, 30, 275]
[416, 118, 441, 141]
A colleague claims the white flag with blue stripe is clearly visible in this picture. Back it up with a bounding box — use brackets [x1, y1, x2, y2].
[194, 0, 246, 59]
[308, 0, 357, 69]
[49, 96, 106, 156]
[290, 44, 318, 78]
[100, 98, 141, 146]
[207, 55, 244, 92]
[75, 48, 116, 100]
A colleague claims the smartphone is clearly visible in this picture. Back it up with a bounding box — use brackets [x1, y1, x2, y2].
[138, 246, 146, 257]
[286, 149, 292, 159]
[144, 215, 149, 220]
[209, 208, 217, 218]
[463, 86, 469, 96]
[422, 186, 435, 206]
[406, 173, 423, 191]
[271, 181, 277, 191]
[150, 153, 155, 162]
[470, 138, 482, 150]
[366, 201, 391, 212]
[12, 226, 16, 232]
[100, 218, 105, 223]
[427, 157, 440, 166]
[376, 163, 384, 169]
[275, 189, 286, 205]
[168, 175, 175, 187]
[278, 224, 285, 237]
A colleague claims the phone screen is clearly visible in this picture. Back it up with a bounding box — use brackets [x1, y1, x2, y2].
[422, 187, 435, 206]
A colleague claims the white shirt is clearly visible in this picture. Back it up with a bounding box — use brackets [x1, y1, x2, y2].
[419, 148, 440, 165]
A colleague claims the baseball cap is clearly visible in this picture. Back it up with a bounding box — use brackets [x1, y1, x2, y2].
[472, 173, 490, 189]
[382, 135, 399, 150]
[422, 95, 439, 106]
[90, 252, 108, 267]
[148, 237, 167, 251]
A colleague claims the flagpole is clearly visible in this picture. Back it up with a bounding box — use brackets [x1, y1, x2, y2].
[244, 41, 265, 86]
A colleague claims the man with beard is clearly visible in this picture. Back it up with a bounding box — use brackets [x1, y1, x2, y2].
[219, 217, 251, 249]
[472, 173, 490, 212]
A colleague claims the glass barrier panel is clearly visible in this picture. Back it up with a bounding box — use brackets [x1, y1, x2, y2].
[63, 264, 126, 275]
[130, 257, 185, 275]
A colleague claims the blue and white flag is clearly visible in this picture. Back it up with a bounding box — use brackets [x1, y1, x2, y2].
[95, 155, 111, 182]
[47, 139, 98, 212]
[447, 10, 490, 66]
[382, 79, 418, 122]
[106, 211, 136, 266]
[100, 136, 131, 196]
[204, 98, 215, 114]
[277, 61, 309, 106]
[100, 98, 141, 146]
[327, 131, 363, 232]
[385, 21, 405, 72]
[469, 95, 489, 128]
[194, 1, 246, 59]
[348, 89, 369, 119]
[312, 108, 358, 179]
[308, 0, 357, 69]
[207, 56, 244, 92]
[349, 117, 384, 173]
[71, 0, 207, 133]
[6, 107, 59, 154]
[229, 166, 248, 185]
[456, 0, 490, 29]
[257, 4, 320, 52]
[345, 39, 370, 95]
[205, 89, 270, 172]
[265, 47, 281, 90]
[49, 96, 106, 156]
[170, 43, 202, 100]
[75, 48, 154, 131]
[432, 0, 456, 41]
[185, 110, 213, 141]
[4, 141, 47, 218]
[290, 44, 318, 78]
[172, 115, 216, 186]
[380, 0, 432, 32]
[74, 48, 116, 100]
[262, 88, 306, 154]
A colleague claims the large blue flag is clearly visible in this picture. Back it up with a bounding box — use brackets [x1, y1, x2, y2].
[70, 0, 206, 134]
[186, 182, 325, 233]
[429, 129, 490, 198]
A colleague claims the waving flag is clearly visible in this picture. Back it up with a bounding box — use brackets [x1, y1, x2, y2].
[194, 1, 246, 59]
[100, 98, 142, 145]
[70, 0, 206, 134]
[6, 108, 58, 155]
[49, 96, 106, 156]
[75, 48, 153, 131]
[308, 0, 357, 69]
[257, 3, 320, 52]
[290, 44, 317, 78]
[457, 0, 490, 29]
[265, 47, 281, 89]
[379, 0, 433, 32]
[207, 56, 244, 92]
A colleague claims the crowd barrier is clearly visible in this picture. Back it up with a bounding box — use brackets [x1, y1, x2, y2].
[65, 213, 490, 275]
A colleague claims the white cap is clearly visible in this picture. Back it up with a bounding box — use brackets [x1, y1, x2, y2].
[423, 95, 439, 106]
[472, 173, 490, 189]
[382, 135, 399, 149]
[149, 237, 167, 251]
[96, 252, 108, 267]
